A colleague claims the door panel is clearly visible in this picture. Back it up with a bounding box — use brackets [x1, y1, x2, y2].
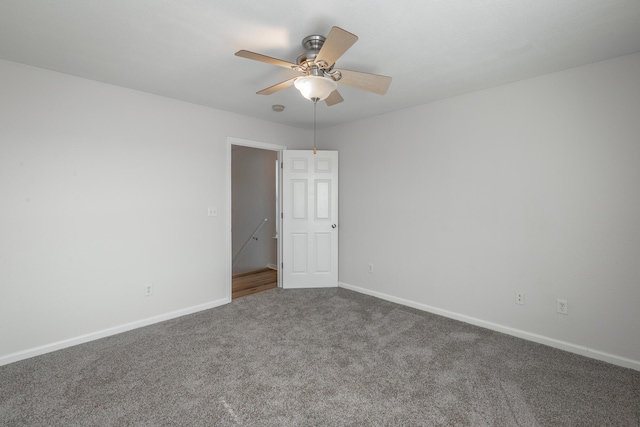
[291, 233, 308, 273]
[315, 232, 332, 272]
[292, 180, 307, 219]
[315, 180, 331, 219]
[282, 150, 338, 288]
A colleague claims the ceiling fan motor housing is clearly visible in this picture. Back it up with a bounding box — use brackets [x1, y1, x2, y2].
[302, 35, 325, 51]
[296, 34, 340, 80]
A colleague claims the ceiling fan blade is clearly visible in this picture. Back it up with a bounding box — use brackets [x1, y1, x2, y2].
[337, 69, 392, 95]
[325, 90, 344, 106]
[315, 27, 358, 67]
[235, 50, 298, 70]
[257, 78, 297, 95]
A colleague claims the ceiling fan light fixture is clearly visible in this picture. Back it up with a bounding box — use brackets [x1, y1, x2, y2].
[294, 76, 337, 101]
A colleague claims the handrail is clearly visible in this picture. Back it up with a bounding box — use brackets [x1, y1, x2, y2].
[232, 218, 268, 266]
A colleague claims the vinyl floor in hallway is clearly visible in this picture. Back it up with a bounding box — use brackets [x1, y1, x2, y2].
[232, 267, 277, 299]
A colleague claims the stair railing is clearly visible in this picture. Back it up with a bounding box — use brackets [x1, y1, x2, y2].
[232, 218, 268, 266]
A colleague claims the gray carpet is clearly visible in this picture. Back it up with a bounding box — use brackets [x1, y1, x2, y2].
[1, 288, 639, 426]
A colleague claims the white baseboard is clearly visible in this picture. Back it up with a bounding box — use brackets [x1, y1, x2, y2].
[0, 297, 230, 367]
[338, 282, 640, 372]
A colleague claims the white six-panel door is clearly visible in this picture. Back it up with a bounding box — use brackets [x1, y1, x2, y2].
[282, 150, 338, 288]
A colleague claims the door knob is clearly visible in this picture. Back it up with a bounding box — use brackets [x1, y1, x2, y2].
[332, 224, 337, 229]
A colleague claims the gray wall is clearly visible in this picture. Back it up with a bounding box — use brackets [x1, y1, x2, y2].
[325, 53, 640, 368]
[3, 52, 639, 370]
[0, 59, 309, 362]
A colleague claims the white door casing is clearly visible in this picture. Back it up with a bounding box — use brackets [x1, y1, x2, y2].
[282, 150, 338, 288]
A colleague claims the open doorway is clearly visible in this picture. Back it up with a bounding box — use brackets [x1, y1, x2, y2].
[227, 137, 285, 300]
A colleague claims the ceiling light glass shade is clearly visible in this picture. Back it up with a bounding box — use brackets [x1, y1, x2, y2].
[294, 76, 337, 101]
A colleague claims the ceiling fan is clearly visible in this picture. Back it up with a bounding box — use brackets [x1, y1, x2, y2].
[235, 26, 392, 106]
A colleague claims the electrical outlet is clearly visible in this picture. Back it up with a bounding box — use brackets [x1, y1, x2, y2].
[368, 263, 374, 273]
[144, 284, 153, 297]
[207, 207, 218, 217]
[557, 299, 568, 315]
[515, 291, 525, 305]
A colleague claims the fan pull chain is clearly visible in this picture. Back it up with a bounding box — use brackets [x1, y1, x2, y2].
[313, 99, 317, 155]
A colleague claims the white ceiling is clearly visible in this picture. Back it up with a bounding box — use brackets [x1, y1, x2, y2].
[1, 0, 640, 129]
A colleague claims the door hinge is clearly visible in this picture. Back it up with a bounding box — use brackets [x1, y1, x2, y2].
[281, 162, 283, 169]
[281, 212, 283, 219]
[281, 263, 284, 269]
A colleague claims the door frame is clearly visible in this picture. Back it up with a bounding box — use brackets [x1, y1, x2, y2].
[226, 137, 286, 301]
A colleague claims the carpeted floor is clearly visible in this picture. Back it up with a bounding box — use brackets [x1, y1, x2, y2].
[1, 288, 639, 426]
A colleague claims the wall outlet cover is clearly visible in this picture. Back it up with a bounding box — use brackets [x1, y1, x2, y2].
[557, 299, 568, 315]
